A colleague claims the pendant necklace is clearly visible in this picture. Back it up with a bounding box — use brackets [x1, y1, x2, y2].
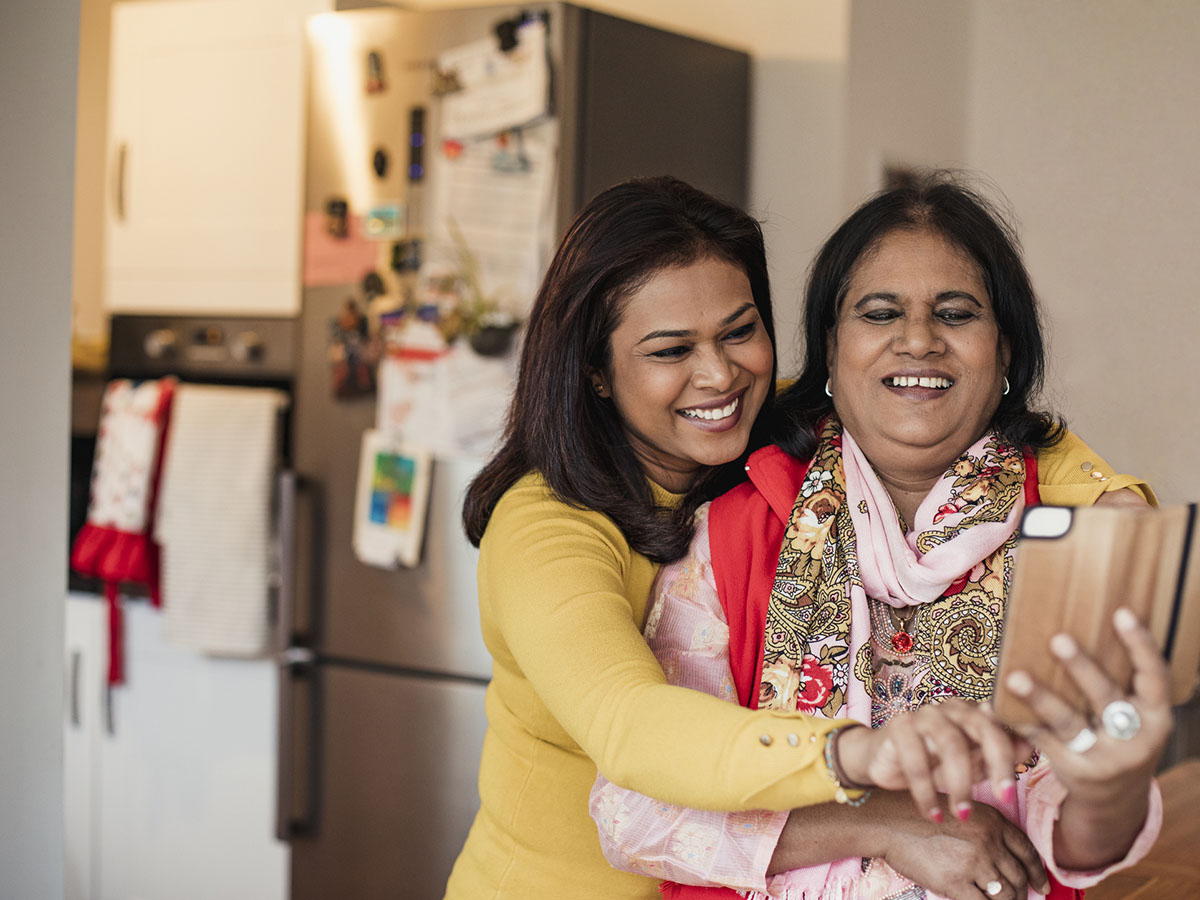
[887, 604, 919, 654]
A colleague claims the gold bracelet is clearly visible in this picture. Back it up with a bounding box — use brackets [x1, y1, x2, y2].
[824, 724, 871, 806]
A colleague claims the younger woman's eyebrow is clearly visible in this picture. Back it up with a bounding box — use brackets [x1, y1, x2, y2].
[636, 302, 757, 344]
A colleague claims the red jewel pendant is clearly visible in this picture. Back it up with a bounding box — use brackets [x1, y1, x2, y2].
[891, 630, 915, 653]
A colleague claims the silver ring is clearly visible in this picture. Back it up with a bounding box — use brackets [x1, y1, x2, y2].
[986, 880, 1003, 897]
[1101, 700, 1141, 741]
[1066, 726, 1098, 754]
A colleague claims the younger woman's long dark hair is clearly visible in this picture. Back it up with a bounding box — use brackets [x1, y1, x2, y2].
[463, 176, 777, 563]
[774, 170, 1063, 461]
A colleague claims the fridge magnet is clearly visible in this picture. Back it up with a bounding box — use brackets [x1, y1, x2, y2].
[325, 197, 349, 238]
[352, 429, 432, 568]
[365, 203, 405, 240]
[430, 65, 463, 97]
[329, 299, 378, 399]
[365, 49, 386, 94]
[491, 129, 530, 173]
[373, 147, 390, 179]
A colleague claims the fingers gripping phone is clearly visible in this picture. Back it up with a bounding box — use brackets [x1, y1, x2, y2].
[993, 504, 1200, 726]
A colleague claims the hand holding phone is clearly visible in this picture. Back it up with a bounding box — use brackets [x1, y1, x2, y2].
[992, 504, 1200, 726]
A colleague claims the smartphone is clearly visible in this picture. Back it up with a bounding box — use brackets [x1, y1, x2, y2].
[992, 503, 1200, 726]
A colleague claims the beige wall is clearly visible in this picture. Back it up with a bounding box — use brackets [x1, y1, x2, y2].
[844, 0, 1199, 503]
[842, 0, 970, 203]
[965, 0, 1200, 502]
[400, 0, 849, 59]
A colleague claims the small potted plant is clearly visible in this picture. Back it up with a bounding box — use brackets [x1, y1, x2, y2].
[449, 221, 521, 357]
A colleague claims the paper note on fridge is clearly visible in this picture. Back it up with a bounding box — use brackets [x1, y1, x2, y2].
[353, 430, 433, 569]
[437, 18, 550, 139]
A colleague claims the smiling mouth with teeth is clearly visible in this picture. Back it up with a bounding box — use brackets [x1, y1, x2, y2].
[680, 395, 740, 421]
[886, 376, 953, 389]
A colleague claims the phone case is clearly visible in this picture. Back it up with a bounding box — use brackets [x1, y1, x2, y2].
[992, 503, 1200, 726]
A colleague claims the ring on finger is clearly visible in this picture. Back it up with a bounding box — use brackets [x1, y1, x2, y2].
[985, 879, 1004, 897]
[1101, 700, 1141, 741]
[1066, 726, 1098, 754]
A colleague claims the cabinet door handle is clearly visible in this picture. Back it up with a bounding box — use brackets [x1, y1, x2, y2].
[114, 142, 128, 222]
[69, 650, 81, 728]
[104, 683, 116, 737]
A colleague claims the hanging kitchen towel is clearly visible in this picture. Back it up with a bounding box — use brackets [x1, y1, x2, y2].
[71, 377, 177, 685]
[155, 384, 285, 657]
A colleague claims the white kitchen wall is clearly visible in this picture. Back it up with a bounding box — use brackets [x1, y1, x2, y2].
[0, 0, 76, 896]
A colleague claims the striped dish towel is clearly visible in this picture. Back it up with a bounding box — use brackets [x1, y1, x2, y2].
[154, 384, 285, 657]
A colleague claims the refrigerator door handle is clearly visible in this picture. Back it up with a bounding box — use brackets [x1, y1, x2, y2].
[276, 469, 320, 840]
[276, 648, 319, 841]
[274, 469, 297, 653]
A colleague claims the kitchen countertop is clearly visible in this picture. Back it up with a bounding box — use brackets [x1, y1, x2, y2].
[1087, 757, 1200, 900]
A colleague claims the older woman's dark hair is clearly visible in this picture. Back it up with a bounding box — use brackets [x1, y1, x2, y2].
[774, 171, 1062, 461]
[463, 176, 777, 563]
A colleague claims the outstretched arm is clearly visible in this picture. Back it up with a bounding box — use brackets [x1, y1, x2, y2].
[1004, 607, 1168, 880]
[590, 508, 1045, 899]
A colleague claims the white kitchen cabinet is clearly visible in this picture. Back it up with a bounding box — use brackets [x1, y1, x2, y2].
[64, 595, 286, 900]
[105, 0, 328, 316]
[64, 594, 104, 900]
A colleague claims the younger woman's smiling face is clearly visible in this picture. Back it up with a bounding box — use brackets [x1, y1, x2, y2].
[827, 227, 1010, 476]
[594, 255, 773, 493]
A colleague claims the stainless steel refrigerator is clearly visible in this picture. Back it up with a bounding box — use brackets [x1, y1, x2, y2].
[285, 5, 748, 897]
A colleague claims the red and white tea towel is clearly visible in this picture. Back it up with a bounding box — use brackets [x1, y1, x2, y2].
[154, 384, 285, 657]
[70, 377, 176, 684]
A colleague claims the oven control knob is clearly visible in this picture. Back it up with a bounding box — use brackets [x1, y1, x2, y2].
[144, 328, 177, 360]
[230, 330, 265, 363]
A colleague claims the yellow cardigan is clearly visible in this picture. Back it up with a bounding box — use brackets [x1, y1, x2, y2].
[442, 430, 1152, 900]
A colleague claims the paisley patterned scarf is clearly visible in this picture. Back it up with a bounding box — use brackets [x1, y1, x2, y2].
[760, 415, 1027, 728]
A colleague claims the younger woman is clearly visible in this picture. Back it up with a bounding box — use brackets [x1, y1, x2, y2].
[444, 177, 1054, 900]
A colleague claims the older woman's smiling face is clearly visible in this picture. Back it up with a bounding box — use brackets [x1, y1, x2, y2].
[827, 227, 1010, 475]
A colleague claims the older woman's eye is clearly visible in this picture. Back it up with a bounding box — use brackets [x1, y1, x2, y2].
[862, 309, 901, 323]
[937, 309, 977, 324]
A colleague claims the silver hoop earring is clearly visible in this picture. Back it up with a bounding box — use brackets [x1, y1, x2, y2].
[824, 379, 833, 398]
[1002, 377, 1010, 396]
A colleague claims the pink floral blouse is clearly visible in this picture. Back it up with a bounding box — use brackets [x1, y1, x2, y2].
[589, 507, 1162, 900]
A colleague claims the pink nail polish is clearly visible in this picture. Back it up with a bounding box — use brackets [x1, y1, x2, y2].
[956, 803, 972, 822]
[929, 808, 944, 824]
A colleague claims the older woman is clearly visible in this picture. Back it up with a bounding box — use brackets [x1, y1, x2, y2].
[590, 175, 1168, 900]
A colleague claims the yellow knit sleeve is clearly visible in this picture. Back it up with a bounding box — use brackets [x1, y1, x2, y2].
[1036, 428, 1157, 508]
[480, 475, 850, 811]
